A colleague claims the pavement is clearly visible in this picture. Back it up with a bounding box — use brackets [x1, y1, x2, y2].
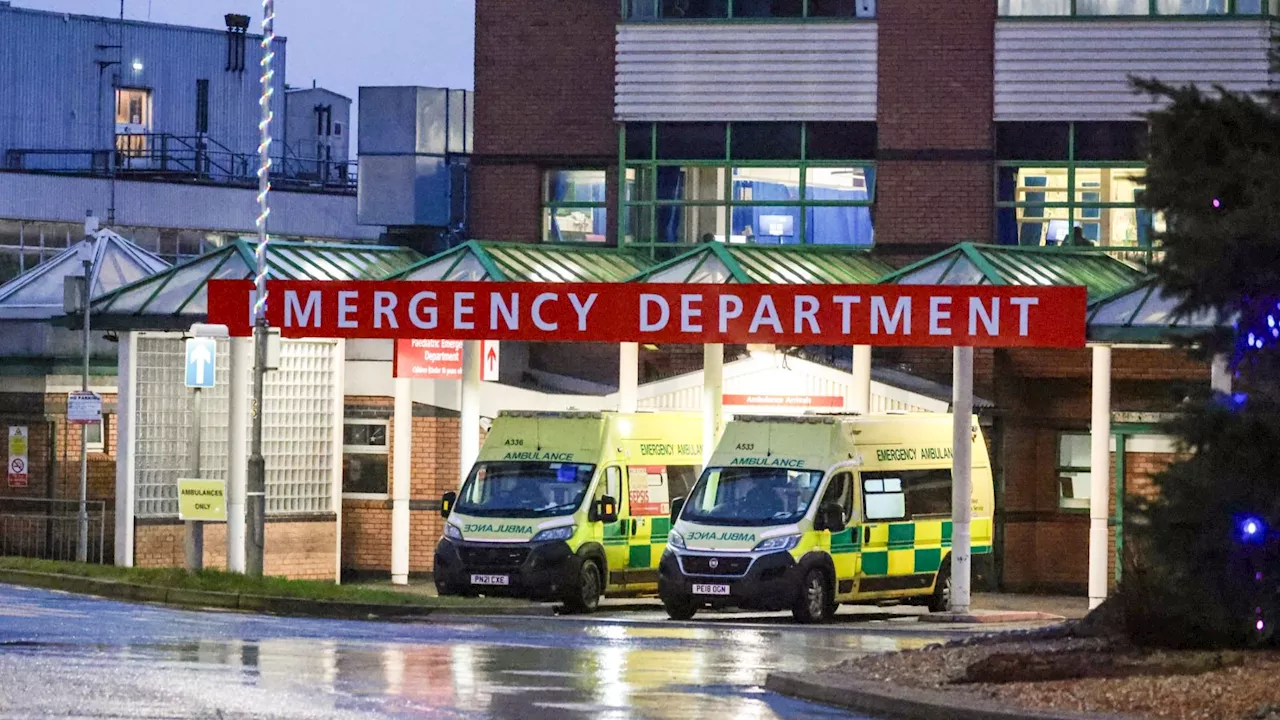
[0, 582, 985, 719]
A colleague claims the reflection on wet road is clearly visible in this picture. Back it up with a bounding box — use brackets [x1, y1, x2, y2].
[0, 584, 958, 719]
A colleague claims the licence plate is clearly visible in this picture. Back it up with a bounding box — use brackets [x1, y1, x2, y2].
[470, 574, 510, 586]
[692, 583, 730, 596]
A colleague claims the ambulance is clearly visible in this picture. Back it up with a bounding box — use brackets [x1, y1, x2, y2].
[657, 413, 994, 623]
[435, 410, 703, 612]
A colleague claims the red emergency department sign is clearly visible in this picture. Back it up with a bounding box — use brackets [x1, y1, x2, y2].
[207, 281, 1086, 348]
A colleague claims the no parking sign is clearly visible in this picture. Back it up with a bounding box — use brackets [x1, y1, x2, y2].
[7, 426, 28, 488]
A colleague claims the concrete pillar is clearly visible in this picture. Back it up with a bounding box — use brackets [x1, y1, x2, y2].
[1211, 353, 1232, 393]
[950, 346, 973, 614]
[1089, 345, 1113, 610]
[460, 340, 482, 483]
[113, 332, 137, 567]
[227, 336, 250, 574]
[703, 343, 724, 467]
[619, 342, 639, 413]
[391, 376, 412, 585]
[851, 345, 872, 415]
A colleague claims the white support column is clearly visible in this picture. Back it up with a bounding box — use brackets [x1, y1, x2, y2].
[619, 342, 639, 413]
[113, 332, 137, 567]
[460, 340, 482, 483]
[1089, 345, 1113, 610]
[391, 376, 412, 585]
[851, 345, 872, 415]
[702, 343, 724, 467]
[227, 336, 250, 574]
[1211, 353, 1232, 394]
[950, 346, 974, 614]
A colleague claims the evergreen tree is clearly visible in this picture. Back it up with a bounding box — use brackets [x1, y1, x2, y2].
[1123, 58, 1280, 648]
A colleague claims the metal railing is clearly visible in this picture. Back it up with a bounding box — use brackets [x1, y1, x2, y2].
[0, 497, 106, 565]
[5, 133, 357, 193]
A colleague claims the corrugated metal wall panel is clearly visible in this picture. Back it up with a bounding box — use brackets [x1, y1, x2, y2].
[0, 173, 378, 240]
[0, 6, 286, 156]
[994, 19, 1277, 121]
[615, 23, 877, 121]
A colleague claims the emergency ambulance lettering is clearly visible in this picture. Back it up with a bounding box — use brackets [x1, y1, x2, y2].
[640, 443, 673, 456]
[875, 448, 917, 462]
[919, 447, 953, 460]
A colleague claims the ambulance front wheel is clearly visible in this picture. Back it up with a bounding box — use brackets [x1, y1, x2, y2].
[564, 559, 603, 614]
[927, 563, 952, 613]
[662, 594, 698, 621]
[793, 568, 835, 624]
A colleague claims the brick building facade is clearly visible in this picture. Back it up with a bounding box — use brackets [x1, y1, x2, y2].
[459, 0, 1259, 593]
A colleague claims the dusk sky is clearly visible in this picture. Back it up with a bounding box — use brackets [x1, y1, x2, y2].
[18, 0, 476, 140]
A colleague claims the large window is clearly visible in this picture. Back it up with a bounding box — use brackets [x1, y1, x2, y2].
[544, 170, 608, 243]
[1057, 433, 1092, 510]
[623, 122, 876, 249]
[1000, 0, 1274, 15]
[624, 0, 876, 20]
[996, 121, 1162, 249]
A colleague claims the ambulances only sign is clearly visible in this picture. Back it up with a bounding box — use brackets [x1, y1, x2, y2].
[206, 281, 1086, 348]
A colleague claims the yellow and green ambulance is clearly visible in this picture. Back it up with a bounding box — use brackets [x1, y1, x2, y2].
[434, 410, 702, 612]
[658, 412, 993, 623]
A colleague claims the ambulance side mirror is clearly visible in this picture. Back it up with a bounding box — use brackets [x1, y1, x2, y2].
[670, 496, 686, 524]
[440, 491, 457, 519]
[597, 495, 619, 525]
[815, 502, 845, 533]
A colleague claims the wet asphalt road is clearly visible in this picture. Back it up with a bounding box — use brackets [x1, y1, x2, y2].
[0, 584, 962, 720]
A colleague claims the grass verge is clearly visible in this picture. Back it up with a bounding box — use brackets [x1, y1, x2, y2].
[0, 557, 515, 609]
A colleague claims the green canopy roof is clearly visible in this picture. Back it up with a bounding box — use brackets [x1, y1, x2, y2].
[1087, 278, 1228, 343]
[880, 243, 1148, 302]
[628, 243, 895, 284]
[85, 240, 423, 330]
[390, 241, 654, 283]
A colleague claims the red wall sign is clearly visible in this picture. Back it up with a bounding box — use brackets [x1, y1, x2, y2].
[394, 339, 463, 380]
[208, 280, 1086, 348]
[722, 394, 845, 408]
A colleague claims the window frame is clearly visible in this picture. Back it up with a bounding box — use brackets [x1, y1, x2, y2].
[84, 415, 108, 454]
[622, 0, 877, 21]
[995, 122, 1157, 250]
[1056, 431, 1093, 512]
[999, 0, 1273, 17]
[860, 474, 907, 523]
[621, 122, 876, 252]
[341, 418, 390, 499]
[542, 168, 610, 244]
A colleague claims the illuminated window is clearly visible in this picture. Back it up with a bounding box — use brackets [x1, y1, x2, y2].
[622, 122, 875, 249]
[624, 0, 876, 19]
[996, 122, 1163, 250]
[543, 170, 608, 243]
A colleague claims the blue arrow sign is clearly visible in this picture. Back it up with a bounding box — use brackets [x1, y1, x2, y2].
[185, 337, 217, 389]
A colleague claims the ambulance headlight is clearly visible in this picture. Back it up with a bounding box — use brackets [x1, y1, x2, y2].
[754, 534, 801, 552]
[444, 523, 463, 541]
[667, 530, 686, 550]
[531, 525, 575, 543]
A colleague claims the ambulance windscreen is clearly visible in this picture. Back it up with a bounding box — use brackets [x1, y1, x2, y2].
[455, 462, 596, 518]
[681, 467, 824, 527]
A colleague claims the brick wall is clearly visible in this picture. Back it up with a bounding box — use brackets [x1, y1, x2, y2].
[341, 397, 482, 576]
[134, 518, 337, 581]
[471, 0, 618, 243]
[470, 164, 542, 242]
[874, 0, 995, 251]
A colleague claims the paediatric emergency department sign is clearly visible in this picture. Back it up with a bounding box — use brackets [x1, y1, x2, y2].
[394, 339, 464, 379]
[207, 281, 1086, 348]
